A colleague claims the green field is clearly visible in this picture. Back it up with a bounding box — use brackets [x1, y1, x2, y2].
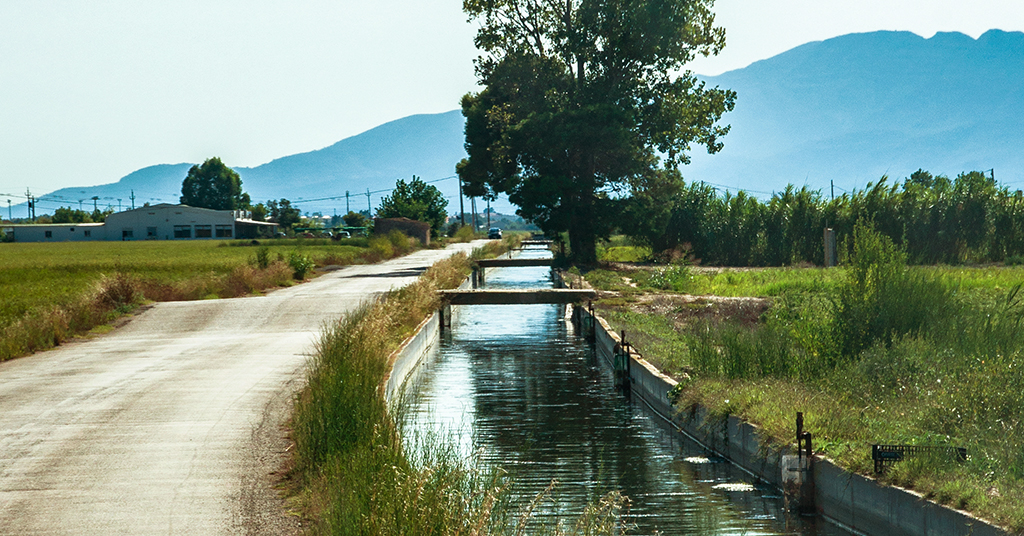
[0, 236, 433, 361]
[585, 229, 1024, 530]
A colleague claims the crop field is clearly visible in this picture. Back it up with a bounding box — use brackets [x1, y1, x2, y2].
[0, 235, 425, 361]
[586, 229, 1024, 530]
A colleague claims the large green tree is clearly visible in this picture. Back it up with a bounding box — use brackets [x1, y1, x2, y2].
[377, 176, 448, 236]
[180, 157, 250, 210]
[457, 0, 735, 263]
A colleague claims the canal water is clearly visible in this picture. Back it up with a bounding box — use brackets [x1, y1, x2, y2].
[404, 247, 848, 535]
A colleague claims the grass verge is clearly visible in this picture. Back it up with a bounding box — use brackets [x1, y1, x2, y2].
[585, 225, 1024, 531]
[0, 232, 433, 362]
[288, 235, 632, 535]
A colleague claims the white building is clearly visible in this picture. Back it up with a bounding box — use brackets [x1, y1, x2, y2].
[3, 204, 277, 242]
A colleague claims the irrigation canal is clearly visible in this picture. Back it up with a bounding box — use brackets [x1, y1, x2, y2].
[404, 247, 851, 535]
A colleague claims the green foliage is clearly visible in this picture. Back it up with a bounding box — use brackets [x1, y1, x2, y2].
[458, 0, 736, 264]
[250, 202, 268, 222]
[288, 251, 315, 280]
[180, 157, 251, 210]
[342, 210, 369, 228]
[266, 198, 301, 230]
[376, 176, 448, 237]
[625, 171, 1024, 265]
[833, 222, 955, 357]
[253, 246, 271, 270]
[52, 207, 94, 223]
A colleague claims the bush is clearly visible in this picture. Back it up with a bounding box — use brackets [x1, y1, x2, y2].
[289, 251, 315, 280]
[833, 221, 954, 358]
[253, 246, 271, 270]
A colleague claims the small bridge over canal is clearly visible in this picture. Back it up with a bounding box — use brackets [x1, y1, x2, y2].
[439, 288, 595, 305]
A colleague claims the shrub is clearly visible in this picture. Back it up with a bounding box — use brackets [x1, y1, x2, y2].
[289, 251, 315, 280]
[834, 221, 954, 358]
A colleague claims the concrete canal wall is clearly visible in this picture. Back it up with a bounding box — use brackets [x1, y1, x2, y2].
[571, 302, 1008, 536]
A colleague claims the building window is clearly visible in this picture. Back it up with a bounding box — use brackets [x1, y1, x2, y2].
[70, 227, 75, 232]
[45, 231, 52, 238]
[215, 225, 233, 238]
[194, 224, 212, 238]
[147, 227, 158, 238]
[84, 230, 91, 237]
[122, 229, 134, 239]
[173, 225, 191, 239]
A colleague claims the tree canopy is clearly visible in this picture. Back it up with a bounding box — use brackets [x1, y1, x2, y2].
[376, 176, 448, 236]
[457, 0, 735, 263]
[180, 157, 250, 210]
[266, 199, 301, 230]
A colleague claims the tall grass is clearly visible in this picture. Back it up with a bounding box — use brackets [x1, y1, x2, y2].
[597, 224, 1024, 530]
[0, 235, 437, 362]
[290, 239, 629, 535]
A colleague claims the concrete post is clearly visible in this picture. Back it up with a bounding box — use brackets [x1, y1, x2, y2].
[823, 228, 837, 267]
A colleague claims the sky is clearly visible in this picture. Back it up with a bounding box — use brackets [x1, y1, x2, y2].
[2, 0, 1023, 209]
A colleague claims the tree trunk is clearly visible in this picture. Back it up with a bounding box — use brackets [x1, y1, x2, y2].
[567, 192, 598, 265]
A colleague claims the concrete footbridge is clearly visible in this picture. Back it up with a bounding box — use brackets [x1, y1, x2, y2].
[439, 288, 596, 305]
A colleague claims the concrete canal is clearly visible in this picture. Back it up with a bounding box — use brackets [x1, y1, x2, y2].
[404, 247, 851, 535]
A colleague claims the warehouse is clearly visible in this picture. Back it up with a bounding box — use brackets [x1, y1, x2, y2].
[3, 204, 277, 242]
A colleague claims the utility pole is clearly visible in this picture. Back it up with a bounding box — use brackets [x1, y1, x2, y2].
[78, 199, 84, 210]
[366, 188, 371, 215]
[117, 199, 122, 212]
[471, 197, 477, 231]
[26, 188, 33, 220]
[130, 189, 136, 210]
[458, 178, 466, 226]
[830, 180, 834, 202]
[6, 199, 11, 221]
[346, 190, 350, 213]
[486, 197, 491, 230]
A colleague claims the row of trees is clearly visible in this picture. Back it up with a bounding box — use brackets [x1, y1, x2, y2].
[625, 170, 1024, 266]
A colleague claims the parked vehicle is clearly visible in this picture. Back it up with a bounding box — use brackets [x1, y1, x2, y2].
[488, 227, 502, 239]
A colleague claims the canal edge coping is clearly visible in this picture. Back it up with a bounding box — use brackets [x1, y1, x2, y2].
[562, 283, 1009, 536]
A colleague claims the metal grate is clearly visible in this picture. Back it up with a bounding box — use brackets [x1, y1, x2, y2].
[871, 444, 968, 474]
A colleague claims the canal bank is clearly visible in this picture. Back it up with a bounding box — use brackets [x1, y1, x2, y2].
[388, 250, 847, 535]
[383, 253, 1010, 536]
[558, 272, 1009, 536]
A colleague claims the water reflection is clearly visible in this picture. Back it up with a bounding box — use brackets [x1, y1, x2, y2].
[404, 248, 846, 535]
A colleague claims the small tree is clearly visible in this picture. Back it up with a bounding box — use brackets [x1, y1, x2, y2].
[377, 176, 448, 237]
[180, 157, 251, 210]
[250, 202, 268, 222]
[266, 199, 301, 231]
[342, 211, 369, 228]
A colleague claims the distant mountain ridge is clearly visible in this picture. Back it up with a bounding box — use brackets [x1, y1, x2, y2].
[685, 29, 1024, 193]
[27, 29, 1024, 217]
[33, 110, 479, 216]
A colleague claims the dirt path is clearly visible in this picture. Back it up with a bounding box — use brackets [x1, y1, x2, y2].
[0, 242, 484, 535]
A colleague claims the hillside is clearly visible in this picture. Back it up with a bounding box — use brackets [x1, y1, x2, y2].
[685, 29, 1024, 194]
[33, 111, 481, 216]
[27, 29, 1024, 218]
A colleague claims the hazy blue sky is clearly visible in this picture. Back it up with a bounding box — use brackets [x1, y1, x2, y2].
[2, 0, 1022, 201]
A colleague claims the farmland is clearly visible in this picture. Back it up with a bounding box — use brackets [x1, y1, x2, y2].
[584, 227, 1024, 530]
[0, 235, 419, 361]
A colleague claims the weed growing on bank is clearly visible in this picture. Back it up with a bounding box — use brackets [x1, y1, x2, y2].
[290, 237, 631, 535]
[592, 223, 1024, 530]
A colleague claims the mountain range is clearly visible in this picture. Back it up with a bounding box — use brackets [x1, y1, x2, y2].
[27, 29, 1024, 218]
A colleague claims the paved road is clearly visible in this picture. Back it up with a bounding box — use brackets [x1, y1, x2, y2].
[0, 242, 483, 535]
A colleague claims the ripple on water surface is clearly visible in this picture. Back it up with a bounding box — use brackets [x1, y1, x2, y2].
[405, 249, 847, 535]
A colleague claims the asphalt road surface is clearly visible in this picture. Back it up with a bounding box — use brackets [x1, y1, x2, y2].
[0, 241, 484, 535]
